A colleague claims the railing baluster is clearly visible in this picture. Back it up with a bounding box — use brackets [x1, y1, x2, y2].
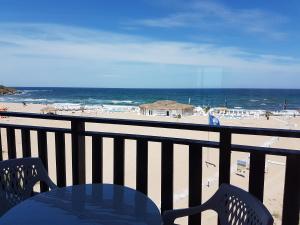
[219, 130, 231, 185]
[188, 144, 203, 225]
[21, 129, 31, 157]
[136, 139, 148, 195]
[282, 155, 300, 225]
[0, 129, 2, 161]
[161, 141, 174, 213]
[55, 132, 66, 187]
[71, 120, 86, 185]
[249, 152, 265, 202]
[92, 136, 103, 184]
[37, 131, 48, 192]
[113, 137, 125, 185]
[6, 128, 16, 159]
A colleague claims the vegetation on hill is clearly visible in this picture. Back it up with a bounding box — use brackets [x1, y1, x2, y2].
[0, 85, 17, 95]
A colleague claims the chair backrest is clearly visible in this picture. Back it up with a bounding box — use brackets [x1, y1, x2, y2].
[205, 184, 274, 225]
[0, 157, 56, 215]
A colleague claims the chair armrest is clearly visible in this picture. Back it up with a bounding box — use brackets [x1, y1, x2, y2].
[162, 203, 209, 225]
[45, 178, 57, 190]
[41, 176, 57, 190]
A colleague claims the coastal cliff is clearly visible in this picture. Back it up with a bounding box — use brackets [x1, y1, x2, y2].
[0, 85, 17, 95]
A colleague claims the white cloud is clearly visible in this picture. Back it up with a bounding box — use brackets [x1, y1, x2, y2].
[0, 23, 299, 87]
[130, 1, 288, 40]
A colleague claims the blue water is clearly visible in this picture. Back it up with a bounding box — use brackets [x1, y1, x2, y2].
[0, 87, 299, 110]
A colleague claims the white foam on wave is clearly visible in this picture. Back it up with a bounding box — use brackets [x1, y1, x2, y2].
[12, 92, 25, 96]
[111, 100, 134, 104]
[23, 98, 49, 102]
[21, 89, 52, 93]
[0, 97, 15, 101]
[0, 96, 52, 103]
[76, 99, 137, 105]
[54, 103, 81, 107]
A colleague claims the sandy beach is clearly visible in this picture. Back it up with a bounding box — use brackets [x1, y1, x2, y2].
[0, 102, 299, 225]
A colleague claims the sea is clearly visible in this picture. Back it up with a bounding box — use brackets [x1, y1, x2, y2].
[0, 87, 299, 111]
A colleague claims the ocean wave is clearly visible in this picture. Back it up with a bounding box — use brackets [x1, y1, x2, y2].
[249, 99, 259, 102]
[72, 98, 137, 105]
[54, 103, 81, 107]
[17, 89, 52, 96]
[0, 96, 24, 102]
[24, 98, 48, 102]
[13, 92, 26, 96]
[0, 96, 14, 100]
[111, 100, 134, 104]
[54, 103, 80, 106]
[52, 103, 139, 112]
[21, 89, 52, 93]
[0, 97, 52, 103]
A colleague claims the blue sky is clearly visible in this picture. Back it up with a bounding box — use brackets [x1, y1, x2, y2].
[0, 0, 300, 88]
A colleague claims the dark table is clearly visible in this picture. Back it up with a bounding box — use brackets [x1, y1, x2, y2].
[1, 184, 162, 225]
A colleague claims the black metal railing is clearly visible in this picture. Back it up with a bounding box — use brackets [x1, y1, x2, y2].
[0, 111, 299, 225]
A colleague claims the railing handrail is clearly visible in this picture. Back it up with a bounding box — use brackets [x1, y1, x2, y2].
[0, 111, 299, 225]
[1, 111, 300, 138]
[0, 117, 299, 157]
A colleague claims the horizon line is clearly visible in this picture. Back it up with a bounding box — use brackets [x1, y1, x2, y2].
[10, 86, 300, 90]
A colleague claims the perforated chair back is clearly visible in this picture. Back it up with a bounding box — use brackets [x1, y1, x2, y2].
[0, 157, 57, 216]
[204, 184, 273, 225]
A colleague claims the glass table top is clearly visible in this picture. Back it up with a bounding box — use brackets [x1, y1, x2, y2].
[1, 184, 162, 225]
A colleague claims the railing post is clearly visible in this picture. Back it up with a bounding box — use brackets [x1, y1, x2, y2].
[6, 128, 16, 159]
[161, 141, 174, 213]
[37, 131, 48, 192]
[71, 120, 86, 185]
[188, 144, 203, 225]
[249, 152, 265, 202]
[113, 137, 125, 185]
[92, 136, 103, 184]
[219, 129, 231, 185]
[0, 129, 2, 161]
[282, 155, 300, 225]
[136, 139, 148, 195]
[21, 129, 31, 157]
[55, 132, 66, 187]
